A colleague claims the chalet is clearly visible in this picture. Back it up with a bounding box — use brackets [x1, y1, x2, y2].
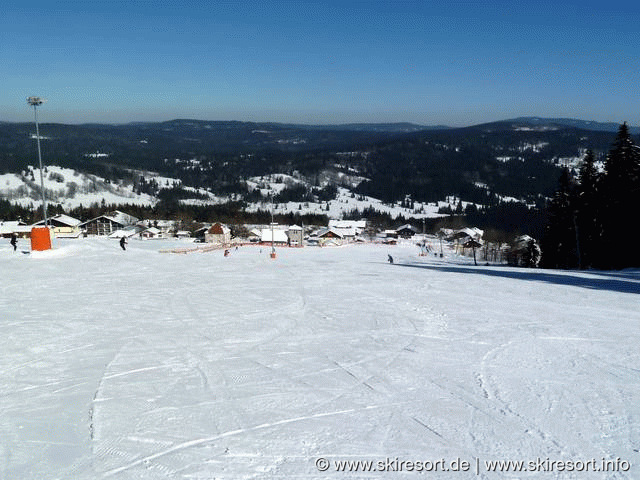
[79, 211, 139, 236]
[328, 219, 365, 239]
[395, 224, 419, 238]
[328, 219, 366, 234]
[316, 227, 344, 239]
[314, 227, 347, 246]
[32, 214, 82, 238]
[141, 219, 175, 236]
[205, 222, 231, 244]
[140, 227, 163, 239]
[445, 227, 483, 242]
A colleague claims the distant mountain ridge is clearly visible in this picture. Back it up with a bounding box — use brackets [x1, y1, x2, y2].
[2, 116, 636, 134]
[506, 117, 640, 135]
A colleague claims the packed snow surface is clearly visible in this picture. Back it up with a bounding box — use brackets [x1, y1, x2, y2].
[1, 239, 639, 479]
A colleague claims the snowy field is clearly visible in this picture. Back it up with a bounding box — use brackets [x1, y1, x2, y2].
[1, 238, 639, 479]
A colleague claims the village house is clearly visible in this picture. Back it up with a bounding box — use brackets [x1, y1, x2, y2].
[260, 225, 289, 245]
[328, 219, 366, 235]
[32, 214, 82, 238]
[79, 211, 139, 236]
[205, 222, 231, 244]
[395, 224, 419, 238]
[327, 219, 366, 239]
[316, 227, 344, 239]
[315, 227, 345, 246]
[286, 225, 303, 246]
[139, 227, 163, 239]
[141, 219, 175, 237]
[0, 220, 31, 238]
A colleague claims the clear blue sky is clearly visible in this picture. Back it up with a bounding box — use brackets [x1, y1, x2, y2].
[1, 0, 638, 126]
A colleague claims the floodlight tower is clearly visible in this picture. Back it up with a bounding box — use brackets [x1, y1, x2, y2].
[27, 96, 48, 227]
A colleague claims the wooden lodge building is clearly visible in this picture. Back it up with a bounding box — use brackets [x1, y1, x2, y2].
[78, 210, 139, 236]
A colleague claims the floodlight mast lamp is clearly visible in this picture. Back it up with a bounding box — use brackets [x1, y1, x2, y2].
[27, 96, 48, 227]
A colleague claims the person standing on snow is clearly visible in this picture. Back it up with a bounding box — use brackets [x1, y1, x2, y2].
[120, 236, 127, 251]
[10, 233, 18, 251]
[388, 254, 393, 264]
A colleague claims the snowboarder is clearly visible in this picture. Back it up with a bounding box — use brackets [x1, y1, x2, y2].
[387, 254, 393, 264]
[10, 233, 17, 251]
[119, 236, 127, 251]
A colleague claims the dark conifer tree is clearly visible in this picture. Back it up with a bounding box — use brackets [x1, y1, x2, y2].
[541, 168, 578, 268]
[574, 149, 600, 268]
[599, 123, 640, 268]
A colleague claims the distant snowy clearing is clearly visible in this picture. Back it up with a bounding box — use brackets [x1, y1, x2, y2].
[0, 166, 156, 209]
[1, 239, 638, 479]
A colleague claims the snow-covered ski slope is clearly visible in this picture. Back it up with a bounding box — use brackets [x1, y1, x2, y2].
[1, 239, 639, 479]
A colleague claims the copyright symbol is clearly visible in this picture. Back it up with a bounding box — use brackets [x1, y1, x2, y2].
[316, 457, 330, 471]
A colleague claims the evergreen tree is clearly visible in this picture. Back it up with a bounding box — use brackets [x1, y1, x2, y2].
[574, 149, 600, 268]
[543, 124, 640, 270]
[541, 168, 578, 268]
[599, 123, 640, 268]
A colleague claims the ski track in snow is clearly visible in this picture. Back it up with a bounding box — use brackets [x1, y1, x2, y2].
[1, 238, 639, 479]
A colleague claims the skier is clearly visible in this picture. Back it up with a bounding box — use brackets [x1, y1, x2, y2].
[10, 233, 18, 251]
[119, 236, 127, 251]
[387, 254, 393, 264]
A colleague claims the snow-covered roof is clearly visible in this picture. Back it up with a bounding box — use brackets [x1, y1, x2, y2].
[448, 227, 484, 241]
[33, 214, 81, 227]
[287, 225, 303, 231]
[260, 229, 289, 243]
[0, 221, 31, 235]
[316, 227, 344, 239]
[328, 220, 366, 229]
[79, 210, 139, 228]
[107, 210, 139, 226]
[333, 226, 356, 237]
[396, 224, 418, 232]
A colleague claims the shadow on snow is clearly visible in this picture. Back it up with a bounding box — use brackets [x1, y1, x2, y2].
[393, 262, 640, 295]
